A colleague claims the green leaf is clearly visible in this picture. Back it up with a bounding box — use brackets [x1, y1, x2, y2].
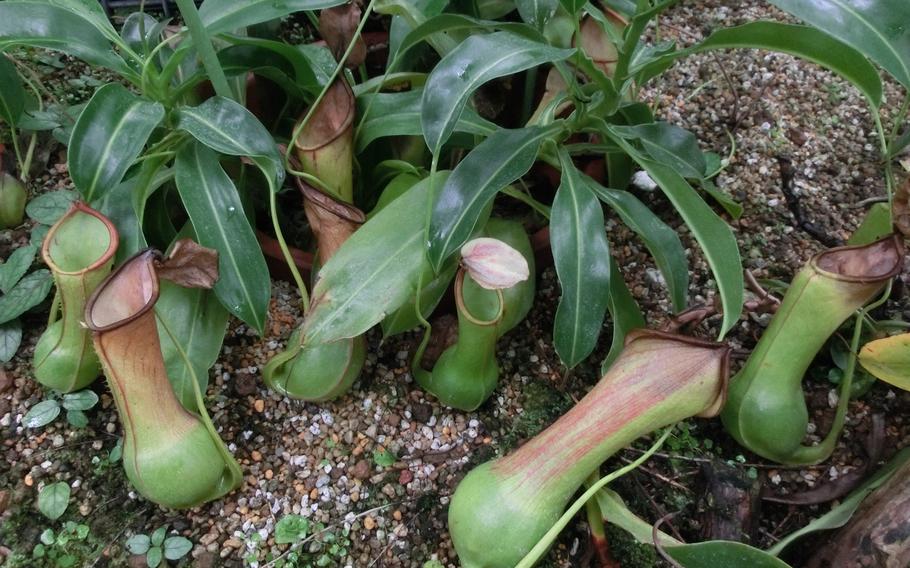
[0, 54, 25, 127]
[175, 96, 283, 187]
[157, 230, 230, 410]
[274, 515, 310, 545]
[199, 0, 347, 35]
[394, 13, 548, 58]
[665, 542, 792, 568]
[126, 534, 151, 555]
[515, 0, 558, 29]
[219, 35, 326, 95]
[0, 269, 53, 325]
[163, 536, 193, 560]
[0, 319, 22, 362]
[146, 546, 162, 568]
[848, 202, 892, 245]
[37, 482, 70, 521]
[635, 21, 883, 108]
[61, 390, 99, 411]
[427, 123, 562, 271]
[372, 448, 396, 467]
[769, 0, 909, 89]
[421, 31, 573, 153]
[0, 3, 131, 77]
[174, 142, 270, 334]
[699, 179, 743, 219]
[40, 529, 56, 546]
[605, 128, 743, 339]
[25, 190, 78, 225]
[120, 12, 168, 55]
[23, 399, 61, 428]
[65, 409, 87, 428]
[601, 257, 645, 373]
[559, 0, 586, 16]
[586, 176, 688, 311]
[68, 84, 164, 203]
[550, 150, 611, 368]
[151, 526, 167, 547]
[0, 244, 38, 293]
[356, 89, 497, 153]
[33, 0, 123, 45]
[303, 174, 448, 344]
[610, 122, 707, 180]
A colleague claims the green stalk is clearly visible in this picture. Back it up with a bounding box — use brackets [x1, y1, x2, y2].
[174, 0, 233, 100]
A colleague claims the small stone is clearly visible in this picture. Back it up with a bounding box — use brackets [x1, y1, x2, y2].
[253, 399, 265, 413]
[235, 374, 257, 396]
[265, 469, 273, 480]
[24, 474, 33, 487]
[0, 490, 9, 514]
[251, 450, 262, 462]
[410, 403, 433, 424]
[363, 516, 376, 530]
[398, 470, 413, 485]
[224, 538, 242, 549]
[392, 510, 402, 521]
[349, 460, 371, 480]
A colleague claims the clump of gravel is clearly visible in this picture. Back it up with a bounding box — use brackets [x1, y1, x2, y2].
[2, 0, 910, 567]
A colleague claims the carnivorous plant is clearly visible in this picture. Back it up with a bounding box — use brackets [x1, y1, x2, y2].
[722, 235, 903, 465]
[448, 330, 730, 567]
[34, 202, 118, 392]
[85, 248, 241, 509]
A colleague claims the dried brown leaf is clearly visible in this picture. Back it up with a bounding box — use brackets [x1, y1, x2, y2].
[893, 179, 910, 238]
[157, 239, 219, 289]
[319, 2, 366, 67]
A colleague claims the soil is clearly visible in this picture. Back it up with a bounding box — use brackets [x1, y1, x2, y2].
[2, 1, 910, 567]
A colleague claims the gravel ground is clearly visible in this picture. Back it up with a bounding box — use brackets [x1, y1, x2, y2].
[2, 1, 910, 567]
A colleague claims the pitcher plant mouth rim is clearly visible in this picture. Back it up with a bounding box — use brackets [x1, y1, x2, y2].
[42, 201, 120, 277]
[810, 234, 904, 284]
[84, 249, 162, 333]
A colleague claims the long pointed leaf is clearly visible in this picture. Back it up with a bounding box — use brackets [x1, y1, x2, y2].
[427, 123, 562, 270]
[0, 3, 132, 76]
[768, 0, 910, 90]
[601, 256, 645, 373]
[585, 175, 688, 311]
[174, 142, 270, 333]
[69, 84, 164, 203]
[551, 149, 611, 368]
[356, 89, 497, 152]
[0, 55, 25, 127]
[604, 126, 743, 338]
[303, 173, 448, 344]
[420, 31, 572, 153]
[175, 96, 283, 188]
[199, 0, 347, 35]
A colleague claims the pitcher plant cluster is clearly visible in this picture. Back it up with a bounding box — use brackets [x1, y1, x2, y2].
[1, 0, 909, 566]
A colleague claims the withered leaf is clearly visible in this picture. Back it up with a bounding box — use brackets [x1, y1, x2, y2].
[157, 238, 219, 289]
[319, 2, 366, 68]
[893, 179, 910, 238]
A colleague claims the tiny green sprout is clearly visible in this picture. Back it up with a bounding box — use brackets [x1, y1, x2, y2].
[22, 389, 99, 429]
[372, 448, 395, 467]
[126, 525, 192, 567]
[37, 481, 70, 521]
[275, 514, 310, 544]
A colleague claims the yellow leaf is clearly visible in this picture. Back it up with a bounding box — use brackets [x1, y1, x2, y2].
[859, 333, 910, 391]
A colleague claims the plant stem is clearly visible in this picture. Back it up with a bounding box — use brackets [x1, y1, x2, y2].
[501, 185, 550, 219]
[521, 67, 538, 126]
[269, 186, 309, 311]
[515, 428, 674, 568]
[174, 0, 234, 100]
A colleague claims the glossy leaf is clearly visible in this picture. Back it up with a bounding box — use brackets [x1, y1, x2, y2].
[37, 482, 70, 521]
[163, 536, 193, 560]
[634, 21, 883, 108]
[600, 257, 645, 373]
[219, 35, 329, 95]
[0, 54, 25, 127]
[586, 175, 688, 311]
[157, 273, 231, 410]
[515, 0, 558, 29]
[665, 542, 792, 568]
[69, 84, 164, 203]
[303, 173, 448, 344]
[121, 12, 169, 54]
[199, 0, 347, 35]
[175, 96, 283, 188]
[421, 31, 573, 153]
[395, 13, 548, 58]
[848, 202, 892, 245]
[0, 3, 131, 76]
[23, 400, 61, 428]
[769, 0, 910, 89]
[61, 390, 99, 411]
[174, 142, 270, 333]
[427, 123, 562, 271]
[356, 89, 496, 152]
[126, 535, 151, 555]
[550, 150, 611, 367]
[0, 269, 53, 325]
[858, 334, 910, 391]
[0, 244, 37, 293]
[38, 0, 122, 44]
[0, 319, 22, 362]
[611, 122, 707, 179]
[559, 0, 586, 16]
[605, 129, 743, 339]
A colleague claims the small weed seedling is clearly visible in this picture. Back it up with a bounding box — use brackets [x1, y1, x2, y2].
[125, 525, 192, 568]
